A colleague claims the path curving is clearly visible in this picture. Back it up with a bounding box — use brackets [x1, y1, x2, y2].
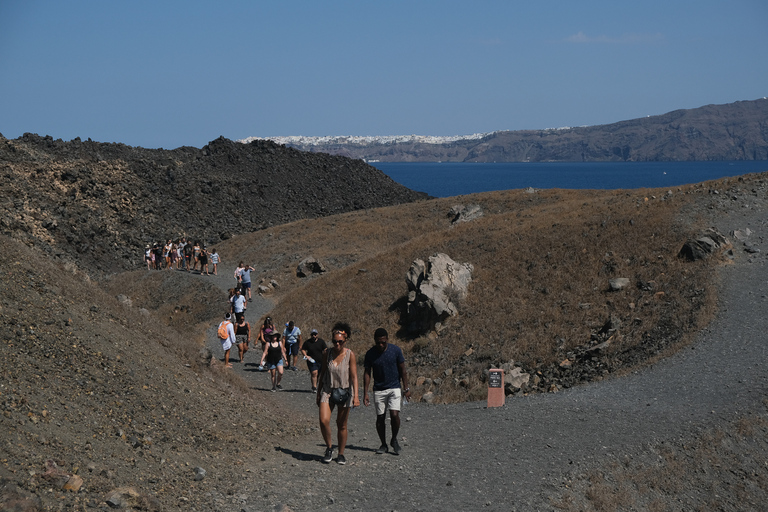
[203, 204, 768, 511]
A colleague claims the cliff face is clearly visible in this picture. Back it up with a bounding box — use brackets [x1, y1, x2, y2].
[0, 134, 427, 275]
[290, 99, 768, 162]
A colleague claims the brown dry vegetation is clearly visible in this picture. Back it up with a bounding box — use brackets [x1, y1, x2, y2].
[217, 182, 722, 403]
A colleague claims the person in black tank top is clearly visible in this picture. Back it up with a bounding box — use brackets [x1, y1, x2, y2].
[260, 331, 287, 391]
[235, 316, 250, 363]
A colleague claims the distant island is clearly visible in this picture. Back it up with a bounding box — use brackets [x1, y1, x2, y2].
[242, 98, 768, 163]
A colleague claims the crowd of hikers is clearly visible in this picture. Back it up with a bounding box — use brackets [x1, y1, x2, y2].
[214, 263, 412, 466]
[141, 243, 412, 465]
[143, 237, 220, 275]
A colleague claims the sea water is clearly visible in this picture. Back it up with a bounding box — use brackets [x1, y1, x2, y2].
[371, 161, 768, 198]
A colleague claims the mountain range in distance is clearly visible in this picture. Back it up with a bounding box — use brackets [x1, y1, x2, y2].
[241, 98, 768, 163]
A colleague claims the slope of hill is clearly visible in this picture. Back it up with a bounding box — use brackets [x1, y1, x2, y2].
[262, 98, 768, 162]
[0, 134, 427, 276]
[1, 163, 767, 509]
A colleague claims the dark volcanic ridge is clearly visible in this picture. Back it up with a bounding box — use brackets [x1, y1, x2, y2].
[0, 134, 427, 276]
[285, 98, 768, 162]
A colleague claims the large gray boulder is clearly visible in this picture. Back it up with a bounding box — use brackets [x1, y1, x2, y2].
[404, 253, 474, 335]
[296, 256, 326, 277]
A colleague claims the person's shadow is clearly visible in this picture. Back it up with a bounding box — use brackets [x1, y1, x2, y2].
[275, 443, 377, 462]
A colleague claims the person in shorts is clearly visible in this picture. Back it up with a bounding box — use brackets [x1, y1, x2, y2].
[283, 320, 302, 371]
[301, 329, 327, 391]
[260, 331, 287, 392]
[234, 314, 250, 363]
[230, 288, 247, 322]
[218, 313, 236, 369]
[363, 328, 411, 455]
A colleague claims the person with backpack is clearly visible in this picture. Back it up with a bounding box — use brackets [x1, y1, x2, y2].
[218, 313, 236, 369]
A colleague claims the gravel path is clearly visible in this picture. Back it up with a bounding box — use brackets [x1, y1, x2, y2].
[203, 200, 768, 511]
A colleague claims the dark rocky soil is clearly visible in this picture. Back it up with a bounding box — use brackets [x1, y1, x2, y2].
[0, 133, 427, 276]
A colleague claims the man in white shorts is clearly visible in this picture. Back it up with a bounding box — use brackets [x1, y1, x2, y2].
[363, 328, 411, 455]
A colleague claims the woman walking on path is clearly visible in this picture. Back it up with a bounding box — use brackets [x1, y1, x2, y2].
[316, 322, 359, 465]
[260, 331, 287, 392]
[235, 315, 251, 363]
[200, 246, 210, 275]
[209, 248, 220, 275]
[258, 316, 275, 351]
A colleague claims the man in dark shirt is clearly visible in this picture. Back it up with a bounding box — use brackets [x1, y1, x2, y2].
[300, 329, 327, 392]
[363, 328, 411, 455]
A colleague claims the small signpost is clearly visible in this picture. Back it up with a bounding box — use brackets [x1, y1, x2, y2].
[487, 369, 504, 407]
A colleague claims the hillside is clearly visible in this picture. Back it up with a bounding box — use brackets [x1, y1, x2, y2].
[2, 126, 768, 510]
[269, 98, 768, 162]
[0, 133, 426, 276]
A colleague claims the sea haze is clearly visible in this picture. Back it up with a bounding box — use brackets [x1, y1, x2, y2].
[371, 161, 768, 198]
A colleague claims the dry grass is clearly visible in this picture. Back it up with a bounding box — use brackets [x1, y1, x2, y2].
[207, 177, 736, 403]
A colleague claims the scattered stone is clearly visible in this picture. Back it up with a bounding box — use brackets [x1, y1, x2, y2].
[63, 474, 83, 492]
[193, 466, 206, 481]
[733, 228, 752, 241]
[421, 392, 435, 403]
[198, 347, 213, 367]
[506, 368, 530, 393]
[609, 278, 630, 291]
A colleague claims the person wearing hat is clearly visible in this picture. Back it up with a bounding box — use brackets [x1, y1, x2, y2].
[144, 245, 152, 270]
[363, 328, 411, 455]
[301, 328, 327, 392]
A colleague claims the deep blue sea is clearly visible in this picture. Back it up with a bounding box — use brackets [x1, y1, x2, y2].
[371, 161, 768, 198]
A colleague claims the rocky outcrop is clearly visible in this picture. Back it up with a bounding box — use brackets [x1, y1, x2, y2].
[403, 253, 474, 335]
[296, 257, 326, 277]
[448, 204, 483, 225]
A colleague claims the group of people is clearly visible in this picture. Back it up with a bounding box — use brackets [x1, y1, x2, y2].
[143, 238, 220, 275]
[217, 310, 410, 465]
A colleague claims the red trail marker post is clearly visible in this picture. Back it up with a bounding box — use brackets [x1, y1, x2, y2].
[487, 369, 504, 407]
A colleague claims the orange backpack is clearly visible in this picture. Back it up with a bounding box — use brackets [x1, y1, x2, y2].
[218, 321, 230, 340]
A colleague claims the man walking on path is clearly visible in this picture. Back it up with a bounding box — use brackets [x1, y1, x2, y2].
[238, 262, 255, 301]
[363, 328, 411, 455]
[301, 328, 327, 391]
[217, 313, 236, 368]
[230, 288, 247, 322]
[283, 321, 302, 371]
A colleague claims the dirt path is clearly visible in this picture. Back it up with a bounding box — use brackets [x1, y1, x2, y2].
[200, 203, 768, 512]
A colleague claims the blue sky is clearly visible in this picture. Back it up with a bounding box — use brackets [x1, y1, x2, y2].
[1, 0, 766, 149]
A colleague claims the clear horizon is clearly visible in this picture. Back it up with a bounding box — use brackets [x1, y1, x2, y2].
[1, 1, 766, 149]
